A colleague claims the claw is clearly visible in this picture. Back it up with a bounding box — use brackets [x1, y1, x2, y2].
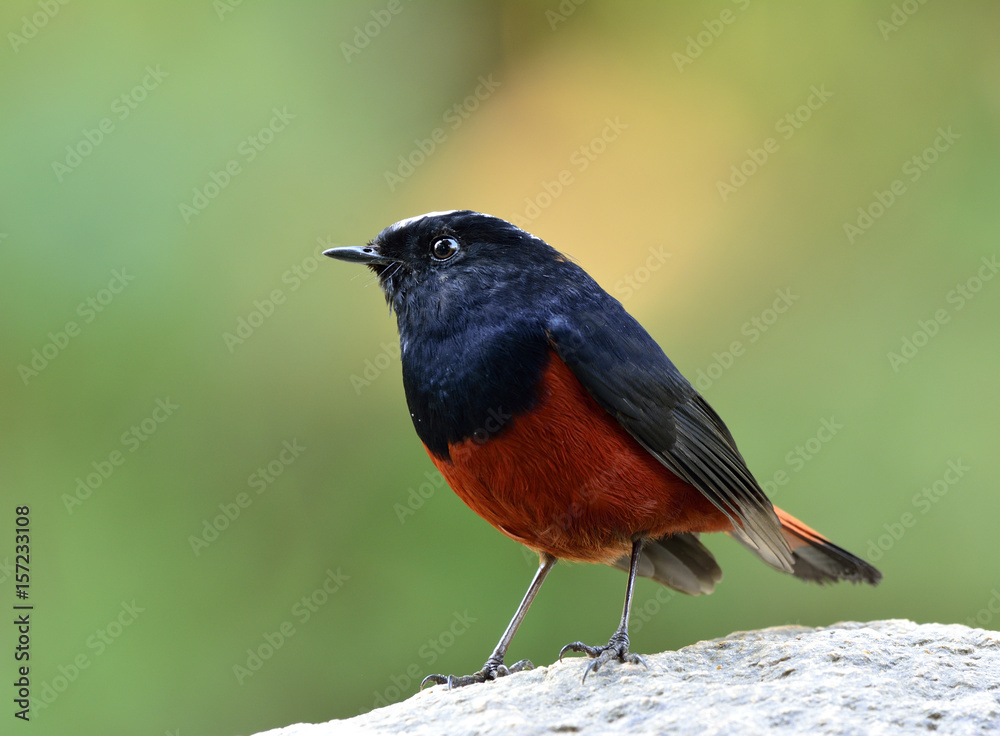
[420, 657, 535, 690]
[558, 641, 587, 662]
[558, 631, 647, 683]
[419, 673, 454, 690]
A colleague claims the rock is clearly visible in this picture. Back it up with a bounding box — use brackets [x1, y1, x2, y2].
[254, 620, 1000, 736]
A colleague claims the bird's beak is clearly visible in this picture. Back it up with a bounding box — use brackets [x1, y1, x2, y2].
[323, 244, 393, 265]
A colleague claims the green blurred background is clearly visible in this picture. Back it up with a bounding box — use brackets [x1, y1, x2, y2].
[2, 1, 999, 734]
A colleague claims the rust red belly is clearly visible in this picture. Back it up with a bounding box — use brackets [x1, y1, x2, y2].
[426, 353, 731, 562]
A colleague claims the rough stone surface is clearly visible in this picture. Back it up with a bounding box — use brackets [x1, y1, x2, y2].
[255, 620, 1000, 736]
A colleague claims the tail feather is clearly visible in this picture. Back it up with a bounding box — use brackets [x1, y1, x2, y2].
[612, 509, 880, 594]
[610, 532, 722, 596]
[773, 506, 882, 585]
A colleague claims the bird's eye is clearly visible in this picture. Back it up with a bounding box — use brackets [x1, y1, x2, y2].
[430, 237, 460, 261]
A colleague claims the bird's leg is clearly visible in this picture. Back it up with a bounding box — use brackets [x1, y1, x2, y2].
[421, 552, 556, 690]
[559, 538, 648, 683]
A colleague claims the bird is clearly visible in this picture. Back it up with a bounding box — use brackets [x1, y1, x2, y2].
[324, 210, 881, 688]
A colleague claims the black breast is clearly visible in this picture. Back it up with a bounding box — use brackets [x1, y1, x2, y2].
[400, 319, 551, 460]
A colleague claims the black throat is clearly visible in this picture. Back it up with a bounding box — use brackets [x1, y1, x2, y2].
[397, 306, 551, 461]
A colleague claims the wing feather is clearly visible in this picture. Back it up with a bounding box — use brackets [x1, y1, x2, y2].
[546, 307, 794, 572]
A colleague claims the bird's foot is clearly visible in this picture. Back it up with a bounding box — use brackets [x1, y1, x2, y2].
[420, 656, 534, 690]
[558, 630, 647, 683]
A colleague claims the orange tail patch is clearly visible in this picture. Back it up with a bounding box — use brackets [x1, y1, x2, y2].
[773, 505, 882, 585]
[774, 506, 830, 549]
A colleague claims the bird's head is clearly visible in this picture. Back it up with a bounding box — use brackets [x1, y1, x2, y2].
[324, 210, 566, 321]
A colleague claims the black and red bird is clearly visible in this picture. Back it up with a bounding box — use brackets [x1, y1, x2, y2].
[325, 210, 880, 687]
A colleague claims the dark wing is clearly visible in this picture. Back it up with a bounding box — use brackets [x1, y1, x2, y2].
[546, 306, 794, 573]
